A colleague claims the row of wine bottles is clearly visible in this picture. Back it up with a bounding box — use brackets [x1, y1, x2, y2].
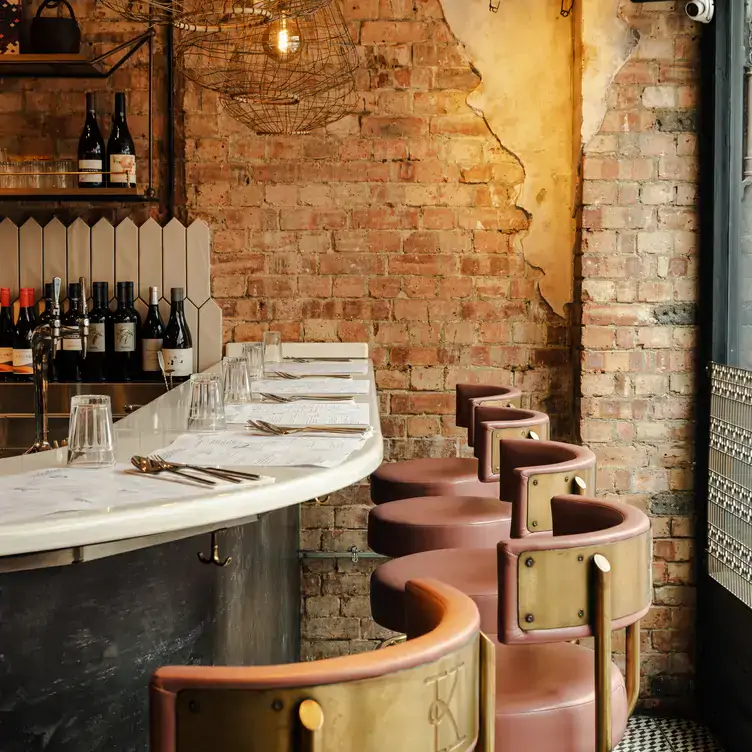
[0, 283, 193, 383]
[78, 91, 136, 189]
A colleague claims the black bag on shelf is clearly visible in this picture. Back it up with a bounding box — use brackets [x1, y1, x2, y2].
[30, 0, 81, 55]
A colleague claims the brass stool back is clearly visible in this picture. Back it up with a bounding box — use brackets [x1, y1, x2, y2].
[151, 579, 494, 752]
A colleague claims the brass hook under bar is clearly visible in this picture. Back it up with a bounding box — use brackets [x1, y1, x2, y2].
[197, 530, 232, 567]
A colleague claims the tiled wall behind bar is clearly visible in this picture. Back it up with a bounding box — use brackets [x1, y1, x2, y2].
[0, 217, 222, 372]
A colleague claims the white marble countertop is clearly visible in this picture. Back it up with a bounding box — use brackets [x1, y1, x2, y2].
[0, 362, 382, 560]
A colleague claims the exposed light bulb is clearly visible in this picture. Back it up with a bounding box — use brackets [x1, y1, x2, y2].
[264, 14, 302, 60]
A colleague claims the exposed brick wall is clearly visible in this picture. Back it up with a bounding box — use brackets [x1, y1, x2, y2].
[0, 0, 701, 713]
[183, 1, 574, 658]
[579, 2, 699, 713]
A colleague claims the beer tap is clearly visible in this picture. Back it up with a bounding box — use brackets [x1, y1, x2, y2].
[26, 276, 90, 454]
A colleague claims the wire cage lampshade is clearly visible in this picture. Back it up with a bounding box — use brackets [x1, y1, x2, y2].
[175, 0, 358, 104]
[96, 0, 331, 29]
[221, 77, 357, 134]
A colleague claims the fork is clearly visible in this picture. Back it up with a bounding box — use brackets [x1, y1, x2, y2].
[273, 371, 353, 380]
[259, 392, 355, 403]
[248, 420, 367, 436]
[152, 455, 261, 482]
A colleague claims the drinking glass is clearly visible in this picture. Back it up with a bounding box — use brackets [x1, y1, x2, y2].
[67, 395, 116, 468]
[223, 356, 252, 404]
[243, 342, 264, 380]
[188, 373, 226, 432]
[263, 331, 282, 371]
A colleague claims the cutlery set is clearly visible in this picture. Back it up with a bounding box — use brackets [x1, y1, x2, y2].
[131, 455, 261, 486]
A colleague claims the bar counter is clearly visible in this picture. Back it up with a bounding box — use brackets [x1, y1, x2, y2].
[0, 363, 382, 751]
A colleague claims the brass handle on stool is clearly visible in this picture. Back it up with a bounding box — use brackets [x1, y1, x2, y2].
[198, 530, 232, 567]
[299, 699, 324, 752]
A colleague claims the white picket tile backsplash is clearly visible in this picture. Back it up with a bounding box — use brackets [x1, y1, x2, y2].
[0, 217, 222, 373]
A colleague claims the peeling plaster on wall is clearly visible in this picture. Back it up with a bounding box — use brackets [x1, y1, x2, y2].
[439, 0, 576, 317]
[439, 0, 638, 317]
[580, 0, 639, 145]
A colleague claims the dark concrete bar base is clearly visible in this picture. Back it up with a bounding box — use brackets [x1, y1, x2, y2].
[0, 505, 300, 751]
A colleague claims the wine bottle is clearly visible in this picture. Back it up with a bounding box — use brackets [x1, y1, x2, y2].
[162, 287, 193, 382]
[141, 285, 164, 380]
[78, 92, 106, 189]
[84, 281, 110, 382]
[111, 281, 140, 381]
[12, 288, 36, 382]
[107, 92, 136, 188]
[58, 282, 84, 382]
[0, 288, 14, 381]
[38, 282, 59, 383]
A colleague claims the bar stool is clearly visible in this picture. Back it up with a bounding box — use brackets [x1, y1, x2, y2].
[493, 493, 651, 751]
[369, 383, 522, 505]
[369, 436, 592, 559]
[369, 438, 597, 634]
[150, 579, 494, 752]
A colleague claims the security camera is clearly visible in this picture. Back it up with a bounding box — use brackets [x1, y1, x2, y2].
[685, 0, 714, 23]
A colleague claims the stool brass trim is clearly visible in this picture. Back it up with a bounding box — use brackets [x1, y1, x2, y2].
[594, 554, 612, 752]
[517, 531, 651, 631]
[299, 699, 324, 752]
[526, 466, 596, 532]
[174, 637, 481, 751]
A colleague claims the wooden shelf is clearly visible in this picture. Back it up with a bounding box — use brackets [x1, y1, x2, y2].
[0, 187, 157, 203]
[0, 54, 105, 78]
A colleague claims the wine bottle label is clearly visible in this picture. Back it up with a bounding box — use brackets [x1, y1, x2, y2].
[88, 323, 106, 353]
[142, 338, 163, 372]
[162, 348, 193, 377]
[110, 154, 136, 186]
[78, 159, 103, 184]
[12, 348, 33, 373]
[114, 322, 136, 352]
[62, 335, 82, 352]
[0, 346, 12, 373]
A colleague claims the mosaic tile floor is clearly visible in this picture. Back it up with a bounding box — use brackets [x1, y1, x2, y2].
[616, 716, 725, 752]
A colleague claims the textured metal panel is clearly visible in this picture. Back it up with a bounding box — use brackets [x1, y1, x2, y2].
[0, 506, 300, 752]
[708, 363, 752, 607]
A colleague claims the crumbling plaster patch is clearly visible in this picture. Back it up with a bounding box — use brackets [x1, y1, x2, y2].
[438, 0, 636, 317]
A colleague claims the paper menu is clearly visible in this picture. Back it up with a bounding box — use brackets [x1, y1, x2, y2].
[225, 402, 371, 426]
[252, 378, 370, 395]
[0, 465, 274, 526]
[268, 361, 368, 376]
[158, 433, 369, 469]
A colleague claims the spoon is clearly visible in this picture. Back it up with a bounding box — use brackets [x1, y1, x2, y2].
[130, 456, 216, 486]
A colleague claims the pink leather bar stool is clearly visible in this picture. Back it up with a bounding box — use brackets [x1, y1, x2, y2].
[369, 433, 592, 559]
[369, 438, 597, 635]
[493, 494, 651, 752]
[369, 383, 522, 505]
[150, 579, 494, 752]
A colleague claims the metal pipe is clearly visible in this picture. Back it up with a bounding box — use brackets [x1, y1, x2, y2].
[593, 554, 612, 752]
[478, 633, 496, 752]
[298, 548, 387, 563]
[626, 621, 641, 715]
[745, 68, 752, 180]
[167, 22, 176, 217]
[147, 27, 154, 198]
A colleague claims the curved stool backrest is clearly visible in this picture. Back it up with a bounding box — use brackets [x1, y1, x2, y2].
[455, 384, 522, 429]
[496, 439, 597, 537]
[151, 580, 494, 752]
[472, 406, 551, 479]
[497, 494, 652, 750]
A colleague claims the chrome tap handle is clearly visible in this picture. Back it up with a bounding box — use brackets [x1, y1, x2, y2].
[51, 276, 62, 358]
[78, 276, 89, 359]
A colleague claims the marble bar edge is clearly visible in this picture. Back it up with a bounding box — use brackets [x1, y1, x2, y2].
[0, 361, 383, 566]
